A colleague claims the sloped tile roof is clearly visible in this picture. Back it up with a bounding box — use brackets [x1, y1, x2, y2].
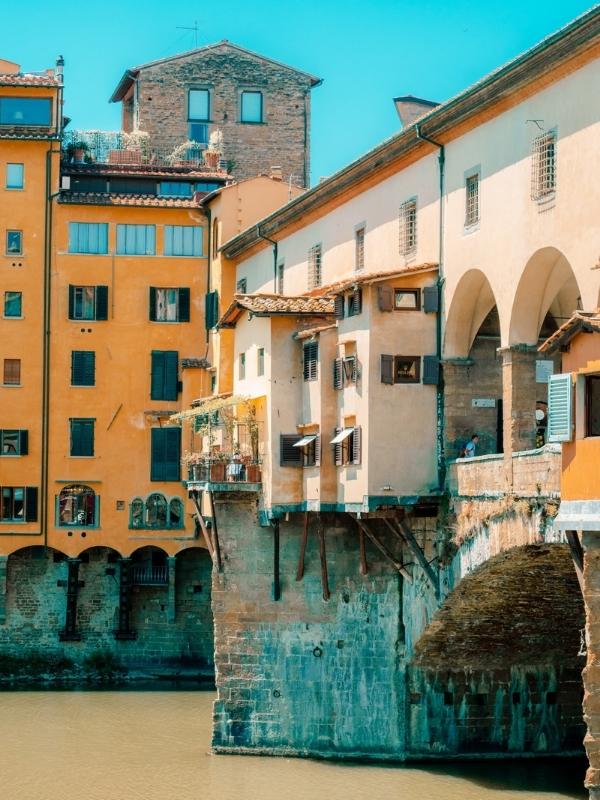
[308, 263, 438, 296]
[293, 324, 338, 340]
[63, 162, 228, 180]
[58, 192, 203, 208]
[0, 73, 59, 87]
[539, 310, 600, 353]
[0, 128, 57, 140]
[219, 293, 335, 327]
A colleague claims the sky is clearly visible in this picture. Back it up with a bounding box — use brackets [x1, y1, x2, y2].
[0, 0, 594, 185]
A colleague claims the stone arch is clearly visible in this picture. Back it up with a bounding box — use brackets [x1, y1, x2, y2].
[444, 269, 501, 358]
[509, 247, 581, 346]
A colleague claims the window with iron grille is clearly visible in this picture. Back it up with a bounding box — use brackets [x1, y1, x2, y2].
[399, 199, 417, 255]
[308, 244, 322, 289]
[465, 173, 479, 226]
[531, 130, 556, 200]
[355, 227, 365, 271]
[3, 358, 20, 385]
[277, 261, 284, 295]
[303, 341, 318, 381]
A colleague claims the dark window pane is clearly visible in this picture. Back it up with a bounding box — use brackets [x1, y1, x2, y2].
[0, 97, 51, 126]
[587, 376, 600, 437]
[6, 230, 22, 254]
[4, 291, 22, 317]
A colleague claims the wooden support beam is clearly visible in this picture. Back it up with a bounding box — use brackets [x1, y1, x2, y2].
[354, 518, 412, 582]
[272, 519, 281, 601]
[208, 490, 223, 573]
[383, 517, 407, 544]
[566, 530, 584, 594]
[394, 515, 439, 598]
[316, 515, 330, 601]
[296, 512, 309, 581]
[359, 524, 368, 575]
[190, 491, 215, 564]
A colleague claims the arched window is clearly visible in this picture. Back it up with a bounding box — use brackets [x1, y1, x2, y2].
[169, 498, 183, 528]
[58, 484, 96, 527]
[145, 494, 167, 528]
[130, 497, 144, 528]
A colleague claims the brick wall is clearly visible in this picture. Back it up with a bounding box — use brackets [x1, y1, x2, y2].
[134, 45, 314, 185]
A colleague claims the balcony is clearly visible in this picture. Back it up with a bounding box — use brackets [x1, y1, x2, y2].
[187, 457, 262, 492]
[131, 566, 168, 586]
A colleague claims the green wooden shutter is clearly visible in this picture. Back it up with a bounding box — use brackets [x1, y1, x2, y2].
[151, 351, 178, 400]
[25, 487, 38, 522]
[82, 421, 94, 456]
[95, 286, 108, 320]
[72, 351, 95, 386]
[381, 354, 394, 384]
[334, 295, 344, 320]
[164, 427, 181, 481]
[149, 287, 157, 321]
[164, 351, 178, 400]
[68, 285, 75, 319]
[178, 288, 190, 322]
[205, 290, 219, 329]
[333, 358, 343, 390]
[19, 429, 28, 455]
[151, 428, 166, 481]
[548, 373, 573, 442]
[352, 426, 362, 465]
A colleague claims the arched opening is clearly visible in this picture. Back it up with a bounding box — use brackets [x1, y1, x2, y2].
[129, 494, 184, 530]
[57, 484, 97, 527]
[444, 271, 503, 458]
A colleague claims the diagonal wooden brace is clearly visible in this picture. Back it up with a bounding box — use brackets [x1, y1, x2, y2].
[354, 517, 412, 582]
[190, 491, 216, 566]
[394, 515, 439, 598]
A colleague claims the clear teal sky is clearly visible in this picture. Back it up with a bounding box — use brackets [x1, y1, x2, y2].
[1, 0, 594, 184]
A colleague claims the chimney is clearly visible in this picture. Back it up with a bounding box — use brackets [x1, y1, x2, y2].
[270, 166, 282, 181]
[393, 95, 439, 129]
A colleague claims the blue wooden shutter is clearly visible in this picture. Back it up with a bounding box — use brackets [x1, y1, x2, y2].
[72, 351, 95, 386]
[178, 288, 190, 322]
[151, 428, 166, 481]
[548, 373, 573, 442]
[205, 290, 219, 329]
[151, 351, 178, 400]
[95, 286, 108, 320]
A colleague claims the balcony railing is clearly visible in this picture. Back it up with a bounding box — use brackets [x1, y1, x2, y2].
[187, 458, 262, 485]
[131, 566, 168, 586]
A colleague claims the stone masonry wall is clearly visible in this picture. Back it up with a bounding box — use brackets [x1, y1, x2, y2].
[136, 45, 314, 185]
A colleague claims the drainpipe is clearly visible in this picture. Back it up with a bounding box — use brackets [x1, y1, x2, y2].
[415, 123, 445, 490]
[205, 206, 212, 346]
[256, 226, 278, 294]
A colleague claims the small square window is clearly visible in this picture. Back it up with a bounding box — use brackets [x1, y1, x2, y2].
[257, 347, 265, 377]
[394, 356, 420, 383]
[394, 289, 421, 310]
[6, 230, 22, 255]
[4, 291, 22, 317]
[241, 91, 263, 123]
[3, 358, 21, 385]
[6, 163, 24, 189]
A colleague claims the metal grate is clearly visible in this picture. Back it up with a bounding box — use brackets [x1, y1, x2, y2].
[307, 244, 322, 289]
[465, 173, 479, 226]
[355, 227, 365, 271]
[399, 199, 417, 255]
[531, 131, 556, 200]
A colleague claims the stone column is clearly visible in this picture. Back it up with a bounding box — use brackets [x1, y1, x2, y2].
[0, 555, 7, 624]
[583, 533, 600, 799]
[114, 557, 136, 640]
[167, 556, 177, 623]
[59, 558, 81, 641]
[442, 359, 475, 460]
[500, 345, 538, 463]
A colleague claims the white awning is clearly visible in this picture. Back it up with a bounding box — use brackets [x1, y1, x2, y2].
[293, 435, 317, 448]
[330, 428, 354, 444]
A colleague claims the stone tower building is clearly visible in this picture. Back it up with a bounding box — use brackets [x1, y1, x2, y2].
[110, 41, 321, 187]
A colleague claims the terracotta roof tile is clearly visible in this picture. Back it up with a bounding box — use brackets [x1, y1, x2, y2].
[0, 129, 57, 140]
[58, 192, 203, 208]
[219, 293, 335, 328]
[0, 73, 59, 87]
[62, 162, 229, 180]
[539, 310, 600, 353]
[308, 263, 438, 296]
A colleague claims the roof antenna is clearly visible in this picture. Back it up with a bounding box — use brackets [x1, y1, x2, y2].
[176, 20, 200, 48]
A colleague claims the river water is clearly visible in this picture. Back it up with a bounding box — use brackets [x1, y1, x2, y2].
[0, 690, 586, 800]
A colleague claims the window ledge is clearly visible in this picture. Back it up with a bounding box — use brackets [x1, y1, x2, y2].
[1, 384, 22, 388]
[463, 222, 480, 235]
[2, 316, 24, 320]
[239, 120, 266, 125]
[0, 520, 25, 525]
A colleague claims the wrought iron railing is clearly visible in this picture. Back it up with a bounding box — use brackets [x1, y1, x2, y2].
[131, 566, 168, 586]
[187, 458, 262, 484]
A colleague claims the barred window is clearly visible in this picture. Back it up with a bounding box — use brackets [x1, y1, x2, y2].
[465, 173, 479, 226]
[531, 131, 556, 200]
[308, 244, 322, 289]
[355, 227, 365, 271]
[399, 199, 417, 255]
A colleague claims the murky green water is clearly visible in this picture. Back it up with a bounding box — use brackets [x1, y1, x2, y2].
[0, 690, 586, 800]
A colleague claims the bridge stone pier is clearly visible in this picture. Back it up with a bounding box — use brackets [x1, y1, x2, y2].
[209, 445, 586, 762]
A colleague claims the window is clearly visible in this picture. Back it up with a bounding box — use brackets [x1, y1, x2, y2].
[465, 173, 479, 226]
[150, 351, 179, 400]
[0, 429, 27, 456]
[380, 355, 420, 384]
[58, 484, 96, 527]
[150, 427, 181, 482]
[394, 289, 421, 310]
[70, 419, 95, 457]
[290, 434, 320, 467]
[257, 347, 265, 377]
[159, 182, 192, 197]
[6, 230, 22, 254]
[188, 123, 208, 146]
[188, 89, 210, 121]
[164, 225, 203, 257]
[355, 227, 365, 271]
[399, 199, 417, 255]
[71, 351, 95, 387]
[68, 285, 108, 321]
[195, 181, 221, 192]
[303, 341, 318, 381]
[277, 261, 284, 295]
[116, 224, 156, 255]
[239, 352, 246, 380]
[333, 355, 358, 389]
[6, 163, 24, 189]
[241, 91, 263, 123]
[0, 97, 51, 126]
[4, 291, 22, 317]
[308, 244, 322, 289]
[331, 426, 361, 466]
[531, 130, 556, 200]
[149, 288, 190, 322]
[211, 375, 217, 394]
[130, 494, 184, 530]
[236, 278, 247, 294]
[586, 375, 600, 437]
[280, 434, 303, 467]
[1, 487, 23, 521]
[3, 358, 20, 385]
[347, 289, 362, 317]
[205, 290, 219, 329]
[68, 223, 109, 254]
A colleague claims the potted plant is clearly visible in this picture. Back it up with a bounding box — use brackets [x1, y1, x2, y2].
[66, 140, 89, 163]
[210, 451, 227, 482]
[203, 129, 223, 169]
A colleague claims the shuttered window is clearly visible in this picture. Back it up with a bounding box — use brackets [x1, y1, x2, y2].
[68, 223, 108, 254]
[0, 429, 27, 455]
[333, 358, 343, 390]
[150, 351, 179, 401]
[355, 227, 365, 271]
[303, 341, 318, 381]
[351, 426, 362, 465]
[71, 351, 95, 386]
[0, 486, 37, 521]
[116, 224, 156, 255]
[70, 419, 94, 457]
[334, 295, 344, 320]
[347, 289, 362, 317]
[423, 285, 439, 313]
[68, 285, 108, 321]
[381, 355, 421, 384]
[164, 225, 203, 257]
[378, 285, 394, 312]
[280, 434, 303, 467]
[422, 355, 440, 385]
[149, 288, 190, 322]
[205, 290, 219, 329]
[381, 354, 394, 385]
[150, 427, 181, 482]
[586, 376, 600, 437]
[548, 373, 572, 442]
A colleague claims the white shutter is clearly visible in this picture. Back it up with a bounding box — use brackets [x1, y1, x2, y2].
[548, 373, 573, 443]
